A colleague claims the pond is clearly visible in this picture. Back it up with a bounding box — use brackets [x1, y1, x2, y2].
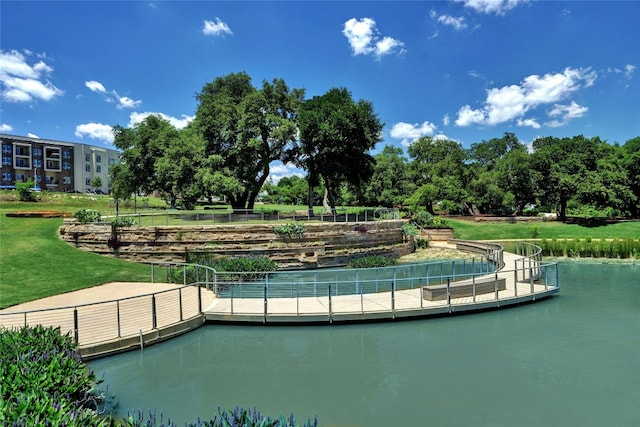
[90, 262, 639, 426]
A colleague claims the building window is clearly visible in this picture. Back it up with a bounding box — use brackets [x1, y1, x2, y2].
[1, 172, 11, 182]
[85, 178, 91, 186]
[35, 174, 42, 183]
[85, 153, 90, 162]
[63, 151, 71, 159]
[33, 147, 42, 157]
[15, 158, 30, 168]
[108, 157, 117, 165]
[96, 165, 102, 173]
[15, 174, 25, 182]
[33, 159, 42, 168]
[2, 156, 11, 166]
[2, 144, 12, 153]
[14, 144, 30, 156]
[63, 176, 71, 185]
[96, 154, 101, 163]
[63, 161, 71, 171]
[85, 164, 91, 172]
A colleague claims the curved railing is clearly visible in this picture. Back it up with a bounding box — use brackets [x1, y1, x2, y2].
[0, 243, 559, 355]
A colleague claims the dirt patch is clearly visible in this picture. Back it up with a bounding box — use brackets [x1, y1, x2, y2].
[398, 248, 476, 262]
[6, 211, 72, 218]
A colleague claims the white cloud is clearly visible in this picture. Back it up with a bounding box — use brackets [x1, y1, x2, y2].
[85, 79, 142, 109]
[516, 118, 541, 129]
[117, 95, 142, 109]
[390, 121, 437, 146]
[0, 123, 13, 132]
[203, 18, 233, 37]
[0, 49, 64, 103]
[342, 17, 405, 59]
[85, 80, 106, 93]
[128, 111, 194, 130]
[454, 0, 529, 16]
[268, 161, 304, 183]
[442, 114, 450, 126]
[545, 101, 588, 127]
[75, 123, 114, 144]
[26, 132, 39, 139]
[437, 15, 468, 30]
[455, 67, 596, 127]
[625, 64, 636, 79]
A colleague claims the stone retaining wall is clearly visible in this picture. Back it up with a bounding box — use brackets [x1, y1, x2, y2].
[59, 219, 413, 268]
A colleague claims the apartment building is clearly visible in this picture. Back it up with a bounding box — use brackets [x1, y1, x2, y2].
[0, 134, 119, 193]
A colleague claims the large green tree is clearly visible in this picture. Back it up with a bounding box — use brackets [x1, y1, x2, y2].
[194, 72, 304, 212]
[294, 87, 383, 215]
[622, 137, 640, 217]
[362, 145, 413, 207]
[111, 114, 178, 200]
[406, 136, 468, 214]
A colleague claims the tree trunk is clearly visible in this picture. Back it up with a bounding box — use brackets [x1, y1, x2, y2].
[307, 185, 315, 217]
[322, 187, 331, 214]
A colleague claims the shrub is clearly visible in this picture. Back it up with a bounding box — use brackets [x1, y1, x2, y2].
[401, 223, 418, 236]
[173, 256, 278, 284]
[273, 222, 307, 239]
[15, 178, 38, 202]
[410, 211, 449, 229]
[74, 208, 102, 223]
[111, 216, 135, 227]
[415, 236, 430, 249]
[347, 255, 397, 268]
[0, 326, 110, 426]
[528, 224, 539, 238]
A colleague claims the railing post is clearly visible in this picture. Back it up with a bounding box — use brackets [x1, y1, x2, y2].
[179, 288, 183, 321]
[198, 285, 203, 313]
[152, 295, 157, 329]
[472, 273, 476, 303]
[263, 283, 268, 323]
[117, 300, 121, 337]
[494, 272, 499, 306]
[151, 263, 155, 283]
[514, 260, 518, 297]
[73, 308, 79, 345]
[392, 270, 396, 319]
[328, 284, 333, 323]
[231, 285, 234, 315]
[446, 278, 451, 312]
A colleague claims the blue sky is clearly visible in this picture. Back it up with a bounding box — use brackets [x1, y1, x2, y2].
[1, 0, 639, 180]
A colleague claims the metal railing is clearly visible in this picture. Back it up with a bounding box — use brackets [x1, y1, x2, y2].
[0, 273, 210, 347]
[105, 207, 400, 226]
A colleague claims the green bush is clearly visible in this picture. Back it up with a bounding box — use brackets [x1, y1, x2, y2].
[347, 255, 397, 268]
[273, 222, 307, 239]
[539, 238, 640, 259]
[111, 216, 136, 227]
[15, 178, 38, 202]
[74, 208, 103, 223]
[173, 256, 278, 284]
[415, 236, 430, 249]
[0, 326, 111, 426]
[410, 211, 449, 229]
[401, 223, 418, 236]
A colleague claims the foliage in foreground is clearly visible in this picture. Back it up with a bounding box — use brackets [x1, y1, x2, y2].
[123, 406, 317, 427]
[0, 325, 110, 426]
[0, 326, 318, 427]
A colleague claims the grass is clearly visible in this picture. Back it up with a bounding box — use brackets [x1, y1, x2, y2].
[1, 190, 638, 308]
[447, 218, 640, 240]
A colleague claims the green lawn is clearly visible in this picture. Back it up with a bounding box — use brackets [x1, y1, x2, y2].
[0, 196, 154, 308]
[448, 218, 640, 240]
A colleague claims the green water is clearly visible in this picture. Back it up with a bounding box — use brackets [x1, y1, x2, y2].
[90, 263, 640, 426]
